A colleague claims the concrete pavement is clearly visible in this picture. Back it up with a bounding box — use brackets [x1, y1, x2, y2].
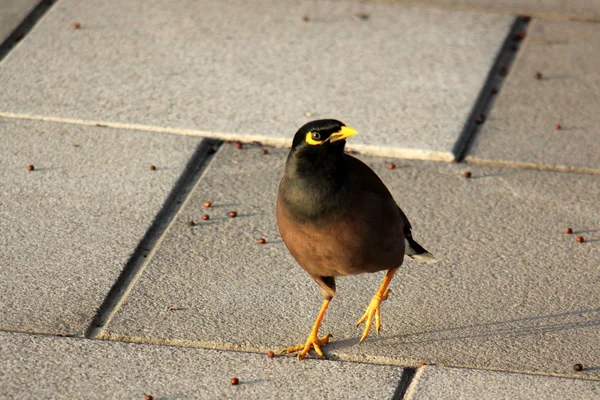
[1, 0, 599, 398]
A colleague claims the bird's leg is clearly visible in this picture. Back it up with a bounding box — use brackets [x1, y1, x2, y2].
[356, 267, 398, 343]
[280, 299, 333, 360]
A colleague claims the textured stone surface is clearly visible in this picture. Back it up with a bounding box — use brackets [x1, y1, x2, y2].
[0, 0, 513, 160]
[0, 331, 404, 399]
[0, 0, 38, 42]
[406, 366, 600, 400]
[384, 0, 600, 21]
[0, 118, 199, 335]
[468, 19, 600, 172]
[106, 143, 600, 377]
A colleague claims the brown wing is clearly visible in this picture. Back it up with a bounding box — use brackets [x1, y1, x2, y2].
[276, 154, 407, 282]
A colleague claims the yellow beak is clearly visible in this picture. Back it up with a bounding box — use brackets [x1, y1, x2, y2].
[329, 126, 358, 143]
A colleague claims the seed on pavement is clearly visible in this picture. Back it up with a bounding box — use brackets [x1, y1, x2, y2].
[204, 201, 212, 208]
[576, 236, 584, 243]
[231, 377, 239, 385]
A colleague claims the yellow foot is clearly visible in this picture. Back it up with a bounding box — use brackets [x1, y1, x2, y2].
[280, 333, 333, 360]
[355, 289, 391, 343]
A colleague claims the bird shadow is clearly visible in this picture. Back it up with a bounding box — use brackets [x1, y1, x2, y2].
[329, 308, 600, 350]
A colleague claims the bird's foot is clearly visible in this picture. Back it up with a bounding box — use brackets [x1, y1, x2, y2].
[355, 289, 391, 343]
[280, 333, 333, 360]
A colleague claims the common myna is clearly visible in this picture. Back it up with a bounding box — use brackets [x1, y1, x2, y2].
[276, 119, 436, 360]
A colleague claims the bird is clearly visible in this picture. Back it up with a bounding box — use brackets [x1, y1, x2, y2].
[276, 119, 436, 360]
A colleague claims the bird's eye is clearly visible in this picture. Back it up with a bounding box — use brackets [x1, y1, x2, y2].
[312, 132, 322, 141]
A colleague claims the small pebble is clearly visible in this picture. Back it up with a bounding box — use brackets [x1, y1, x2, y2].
[145, 395, 153, 400]
[167, 307, 182, 311]
[229, 211, 237, 218]
[464, 171, 472, 178]
[304, 111, 313, 117]
[202, 214, 210, 221]
[564, 228, 573, 234]
[258, 238, 266, 244]
[73, 22, 81, 29]
[231, 377, 239, 385]
[576, 236, 584, 243]
[27, 164, 35, 171]
[388, 163, 396, 170]
[235, 142, 243, 150]
[260, 149, 269, 155]
[149, 165, 156, 171]
[535, 72, 543, 80]
[554, 124, 562, 130]
[354, 13, 370, 21]
[267, 351, 275, 358]
[204, 201, 212, 208]
[186, 220, 195, 227]
[514, 31, 526, 40]
[573, 363, 583, 372]
[302, 15, 310, 22]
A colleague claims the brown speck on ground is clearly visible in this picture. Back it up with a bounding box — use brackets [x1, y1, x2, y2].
[564, 228, 573, 234]
[73, 22, 81, 29]
[554, 124, 562, 130]
[258, 238, 266, 244]
[576, 236, 584, 243]
[573, 363, 584, 372]
[267, 351, 275, 358]
[202, 214, 210, 221]
[167, 307, 183, 311]
[204, 201, 212, 208]
[149, 165, 156, 171]
[302, 15, 310, 22]
[27, 165, 35, 171]
[186, 220, 195, 227]
[229, 211, 237, 218]
[475, 114, 486, 125]
[231, 377, 239, 385]
[145, 395, 153, 400]
[235, 142, 243, 150]
[387, 163, 396, 170]
[260, 149, 268, 155]
[535, 72, 543, 80]
[464, 171, 472, 178]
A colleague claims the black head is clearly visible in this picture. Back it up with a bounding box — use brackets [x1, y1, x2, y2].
[291, 119, 357, 150]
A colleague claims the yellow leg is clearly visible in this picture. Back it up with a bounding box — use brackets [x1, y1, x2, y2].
[281, 299, 333, 360]
[356, 267, 398, 343]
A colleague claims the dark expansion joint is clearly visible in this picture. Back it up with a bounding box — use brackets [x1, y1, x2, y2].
[84, 138, 222, 339]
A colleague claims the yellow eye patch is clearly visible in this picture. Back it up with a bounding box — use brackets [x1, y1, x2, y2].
[305, 132, 325, 145]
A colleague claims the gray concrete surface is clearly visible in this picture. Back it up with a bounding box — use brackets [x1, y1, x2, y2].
[106, 144, 600, 378]
[382, 0, 600, 21]
[0, 118, 200, 335]
[0, 0, 513, 161]
[406, 366, 600, 400]
[467, 19, 600, 172]
[0, 331, 404, 399]
[0, 0, 38, 42]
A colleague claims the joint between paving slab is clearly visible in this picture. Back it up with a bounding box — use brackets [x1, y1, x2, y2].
[392, 367, 419, 400]
[84, 138, 222, 339]
[452, 16, 530, 162]
[464, 157, 600, 175]
[0, 0, 54, 63]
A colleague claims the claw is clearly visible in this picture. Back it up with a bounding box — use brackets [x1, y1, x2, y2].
[282, 334, 333, 360]
[356, 289, 392, 343]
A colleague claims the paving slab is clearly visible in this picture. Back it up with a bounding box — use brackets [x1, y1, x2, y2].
[0, 118, 200, 335]
[0, 0, 39, 42]
[0, 0, 513, 161]
[0, 331, 404, 399]
[467, 19, 600, 172]
[106, 143, 600, 378]
[406, 366, 600, 400]
[382, 0, 600, 21]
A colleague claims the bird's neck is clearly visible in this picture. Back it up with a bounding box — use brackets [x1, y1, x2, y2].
[281, 149, 350, 222]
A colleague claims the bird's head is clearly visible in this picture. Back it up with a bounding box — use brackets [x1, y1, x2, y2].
[291, 119, 357, 152]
